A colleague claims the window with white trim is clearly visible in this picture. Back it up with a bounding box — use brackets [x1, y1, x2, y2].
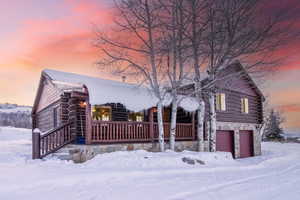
[241, 98, 249, 113]
[216, 93, 226, 111]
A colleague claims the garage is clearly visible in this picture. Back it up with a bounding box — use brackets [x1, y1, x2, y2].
[239, 130, 254, 158]
[216, 130, 235, 157]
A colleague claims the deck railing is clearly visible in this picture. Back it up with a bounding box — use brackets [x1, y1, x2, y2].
[91, 120, 194, 143]
[154, 123, 194, 140]
[32, 122, 74, 159]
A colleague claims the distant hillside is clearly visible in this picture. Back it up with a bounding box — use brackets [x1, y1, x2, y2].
[0, 103, 32, 129]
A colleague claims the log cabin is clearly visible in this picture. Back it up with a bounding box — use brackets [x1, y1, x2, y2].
[31, 61, 264, 160]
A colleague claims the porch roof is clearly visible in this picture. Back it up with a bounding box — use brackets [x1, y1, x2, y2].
[43, 69, 199, 112]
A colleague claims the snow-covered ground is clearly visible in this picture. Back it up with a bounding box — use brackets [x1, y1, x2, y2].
[283, 129, 300, 138]
[0, 127, 300, 200]
[0, 104, 31, 113]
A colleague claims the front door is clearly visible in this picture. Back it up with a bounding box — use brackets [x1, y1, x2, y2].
[76, 100, 87, 144]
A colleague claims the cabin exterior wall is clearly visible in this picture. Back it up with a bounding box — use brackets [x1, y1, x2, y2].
[35, 101, 60, 132]
[36, 79, 61, 113]
[215, 89, 263, 124]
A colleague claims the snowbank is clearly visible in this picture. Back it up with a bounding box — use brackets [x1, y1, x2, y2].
[84, 150, 235, 171]
[44, 69, 199, 112]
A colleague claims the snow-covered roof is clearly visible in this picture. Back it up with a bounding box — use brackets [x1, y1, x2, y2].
[43, 69, 160, 112]
[43, 69, 199, 112]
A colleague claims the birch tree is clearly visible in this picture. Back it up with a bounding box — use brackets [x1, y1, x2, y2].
[94, 0, 167, 151]
[201, 0, 298, 151]
[183, 0, 210, 151]
[158, 0, 191, 151]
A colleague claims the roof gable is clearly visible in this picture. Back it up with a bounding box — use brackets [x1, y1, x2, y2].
[216, 62, 264, 99]
[32, 74, 62, 114]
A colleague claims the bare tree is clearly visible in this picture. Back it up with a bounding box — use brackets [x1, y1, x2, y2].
[157, 0, 192, 150]
[200, 0, 299, 151]
[94, 0, 167, 151]
[183, 0, 210, 151]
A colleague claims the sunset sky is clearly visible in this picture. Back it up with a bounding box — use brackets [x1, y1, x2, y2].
[0, 0, 299, 129]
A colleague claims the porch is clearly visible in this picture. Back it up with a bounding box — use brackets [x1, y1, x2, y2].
[83, 102, 196, 144]
[32, 100, 196, 159]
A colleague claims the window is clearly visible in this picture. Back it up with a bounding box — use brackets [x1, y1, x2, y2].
[92, 105, 112, 121]
[216, 93, 226, 111]
[128, 112, 144, 122]
[241, 98, 249, 113]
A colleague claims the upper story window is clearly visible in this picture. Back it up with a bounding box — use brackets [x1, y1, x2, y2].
[128, 112, 144, 122]
[216, 93, 226, 111]
[92, 105, 111, 121]
[241, 98, 249, 114]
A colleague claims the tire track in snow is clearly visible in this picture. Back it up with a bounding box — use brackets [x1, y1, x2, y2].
[168, 163, 300, 200]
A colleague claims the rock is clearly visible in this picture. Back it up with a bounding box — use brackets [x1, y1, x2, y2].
[196, 159, 205, 165]
[182, 157, 195, 165]
[69, 148, 80, 154]
[71, 149, 95, 163]
[182, 157, 205, 165]
[127, 144, 134, 151]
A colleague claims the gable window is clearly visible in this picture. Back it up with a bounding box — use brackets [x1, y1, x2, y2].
[216, 93, 226, 111]
[92, 105, 112, 121]
[241, 98, 249, 113]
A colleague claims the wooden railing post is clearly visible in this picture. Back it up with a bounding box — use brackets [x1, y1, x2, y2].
[149, 108, 154, 142]
[32, 128, 41, 159]
[85, 102, 92, 145]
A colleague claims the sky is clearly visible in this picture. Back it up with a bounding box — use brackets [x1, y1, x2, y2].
[0, 0, 299, 129]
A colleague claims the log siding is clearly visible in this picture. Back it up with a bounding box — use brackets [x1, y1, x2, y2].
[35, 100, 60, 132]
[215, 89, 263, 124]
[36, 78, 61, 112]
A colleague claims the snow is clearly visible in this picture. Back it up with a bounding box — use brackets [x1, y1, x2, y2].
[283, 129, 300, 138]
[0, 106, 31, 113]
[1, 126, 300, 200]
[44, 69, 199, 112]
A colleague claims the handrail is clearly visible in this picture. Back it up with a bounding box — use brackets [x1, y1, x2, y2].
[32, 122, 74, 159]
[41, 122, 73, 138]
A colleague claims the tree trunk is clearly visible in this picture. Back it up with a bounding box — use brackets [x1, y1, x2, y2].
[209, 92, 216, 152]
[169, 98, 178, 151]
[259, 122, 266, 141]
[206, 120, 211, 151]
[197, 100, 205, 151]
[157, 102, 165, 152]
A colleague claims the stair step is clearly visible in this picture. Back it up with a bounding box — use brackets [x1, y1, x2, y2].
[51, 152, 73, 161]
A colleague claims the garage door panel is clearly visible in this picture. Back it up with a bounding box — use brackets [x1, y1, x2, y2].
[240, 130, 254, 158]
[216, 130, 234, 157]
